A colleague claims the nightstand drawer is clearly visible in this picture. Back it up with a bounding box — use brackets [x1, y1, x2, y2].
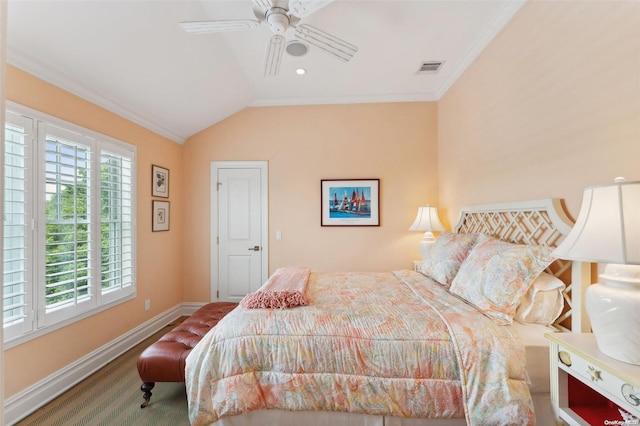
[556, 342, 640, 419]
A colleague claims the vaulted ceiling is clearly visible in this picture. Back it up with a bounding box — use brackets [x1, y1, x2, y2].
[7, 0, 524, 143]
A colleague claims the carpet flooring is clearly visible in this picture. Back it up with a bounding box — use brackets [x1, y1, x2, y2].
[15, 320, 191, 426]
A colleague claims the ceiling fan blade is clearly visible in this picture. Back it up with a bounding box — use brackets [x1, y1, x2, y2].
[288, 0, 333, 18]
[294, 24, 357, 62]
[264, 34, 285, 77]
[252, 0, 273, 12]
[180, 20, 260, 34]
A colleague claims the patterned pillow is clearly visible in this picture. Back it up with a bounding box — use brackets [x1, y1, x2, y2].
[449, 238, 555, 325]
[419, 232, 490, 286]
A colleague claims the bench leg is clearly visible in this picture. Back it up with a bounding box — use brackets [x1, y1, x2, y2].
[140, 382, 155, 408]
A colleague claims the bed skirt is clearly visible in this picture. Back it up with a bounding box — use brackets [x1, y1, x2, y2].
[211, 393, 554, 426]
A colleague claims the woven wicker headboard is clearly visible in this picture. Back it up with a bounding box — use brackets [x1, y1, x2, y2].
[453, 199, 591, 332]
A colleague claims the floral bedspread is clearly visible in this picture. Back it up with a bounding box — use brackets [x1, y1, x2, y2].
[185, 270, 534, 426]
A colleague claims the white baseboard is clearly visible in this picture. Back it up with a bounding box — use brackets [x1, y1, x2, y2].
[4, 303, 188, 426]
[181, 301, 207, 315]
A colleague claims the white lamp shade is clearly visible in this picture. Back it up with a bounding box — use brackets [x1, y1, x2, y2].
[552, 180, 640, 264]
[409, 206, 446, 232]
[552, 179, 640, 365]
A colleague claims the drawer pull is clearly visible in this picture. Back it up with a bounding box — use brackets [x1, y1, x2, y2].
[558, 351, 572, 367]
[622, 383, 640, 406]
[587, 365, 602, 382]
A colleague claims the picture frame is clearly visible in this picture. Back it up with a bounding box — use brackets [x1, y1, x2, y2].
[152, 165, 169, 198]
[321, 179, 380, 226]
[152, 200, 170, 232]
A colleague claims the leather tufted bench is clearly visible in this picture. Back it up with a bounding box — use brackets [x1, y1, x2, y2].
[137, 302, 238, 408]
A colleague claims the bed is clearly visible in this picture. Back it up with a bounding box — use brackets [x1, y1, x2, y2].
[186, 199, 591, 426]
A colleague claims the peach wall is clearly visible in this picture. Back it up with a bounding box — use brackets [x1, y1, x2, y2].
[4, 66, 184, 397]
[438, 1, 640, 224]
[182, 103, 438, 302]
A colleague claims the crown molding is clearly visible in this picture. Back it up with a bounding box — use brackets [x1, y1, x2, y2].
[7, 48, 186, 144]
[249, 91, 439, 107]
[436, 0, 526, 99]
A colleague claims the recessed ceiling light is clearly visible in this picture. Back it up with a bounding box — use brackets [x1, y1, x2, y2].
[296, 68, 307, 75]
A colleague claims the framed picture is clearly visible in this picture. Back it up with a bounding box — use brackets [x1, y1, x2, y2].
[152, 165, 169, 198]
[152, 200, 170, 232]
[321, 179, 380, 226]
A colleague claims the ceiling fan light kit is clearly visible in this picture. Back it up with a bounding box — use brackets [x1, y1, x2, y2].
[180, 0, 357, 77]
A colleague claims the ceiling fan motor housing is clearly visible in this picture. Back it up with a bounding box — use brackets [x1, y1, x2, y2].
[266, 8, 289, 33]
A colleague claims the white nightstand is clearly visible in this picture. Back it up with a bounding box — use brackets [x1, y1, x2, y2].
[545, 332, 640, 425]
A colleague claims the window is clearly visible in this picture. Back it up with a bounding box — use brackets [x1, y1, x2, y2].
[3, 104, 136, 345]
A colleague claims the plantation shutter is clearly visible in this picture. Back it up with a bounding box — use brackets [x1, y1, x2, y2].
[4, 102, 137, 345]
[99, 148, 135, 304]
[38, 122, 94, 326]
[3, 113, 35, 339]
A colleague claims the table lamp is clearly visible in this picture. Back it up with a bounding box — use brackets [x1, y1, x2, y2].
[552, 178, 640, 365]
[409, 205, 446, 263]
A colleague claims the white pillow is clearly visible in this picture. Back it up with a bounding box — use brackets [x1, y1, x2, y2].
[515, 272, 565, 326]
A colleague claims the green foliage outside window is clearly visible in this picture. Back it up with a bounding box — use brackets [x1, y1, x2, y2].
[44, 171, 90, 307]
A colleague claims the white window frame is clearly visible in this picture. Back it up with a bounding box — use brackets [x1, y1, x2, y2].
[3, 102, 137, 348]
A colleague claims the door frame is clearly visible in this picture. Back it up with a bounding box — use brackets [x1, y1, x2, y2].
[210, 161, 269, 301]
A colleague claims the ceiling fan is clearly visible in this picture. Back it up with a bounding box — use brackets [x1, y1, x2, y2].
[180, 0, 357, 76]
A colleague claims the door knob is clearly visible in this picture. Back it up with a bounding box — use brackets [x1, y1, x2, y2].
[248, 245, 261, 251]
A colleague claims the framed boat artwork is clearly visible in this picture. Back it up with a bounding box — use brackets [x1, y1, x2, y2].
[321, 179, 380, 226]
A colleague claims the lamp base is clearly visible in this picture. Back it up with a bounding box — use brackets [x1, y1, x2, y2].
[586, 264, 640, 365]
[418, 232, 436, 263]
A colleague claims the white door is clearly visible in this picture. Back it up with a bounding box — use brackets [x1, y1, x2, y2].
[211, 161, 268, 302]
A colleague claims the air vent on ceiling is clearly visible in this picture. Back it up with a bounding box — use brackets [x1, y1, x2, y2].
[417, 61, 444, 75]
